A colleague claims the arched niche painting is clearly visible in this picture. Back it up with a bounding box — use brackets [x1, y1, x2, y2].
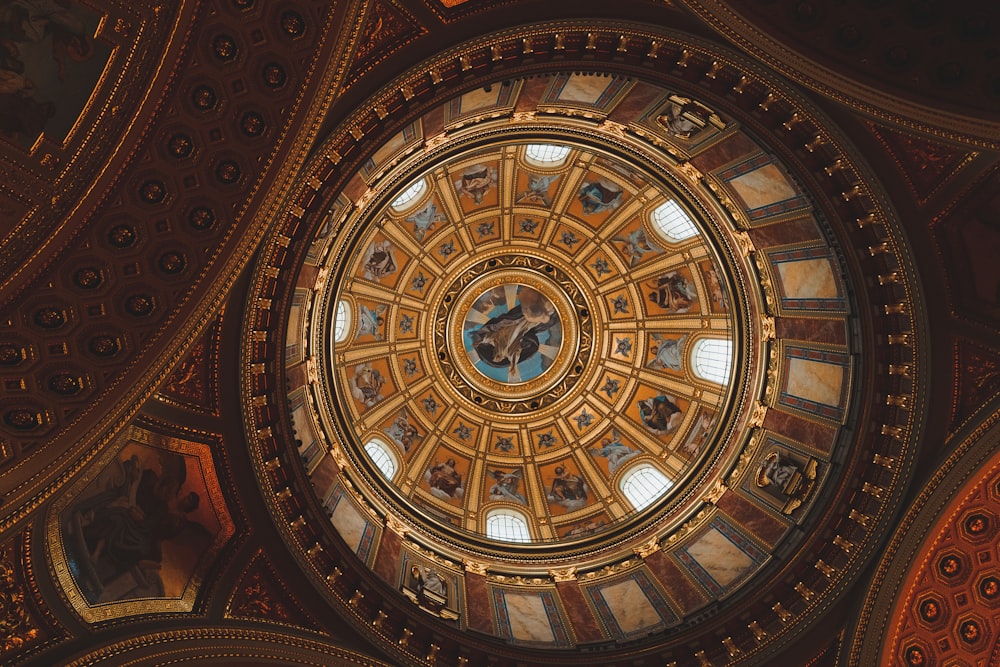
[48, 426, 234, 622]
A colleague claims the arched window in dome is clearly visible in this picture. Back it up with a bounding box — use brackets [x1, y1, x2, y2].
[650, 199, 699, 242]
[525, 143, 570, 167]
[390, 177, 427, 211]
[334, 299, 351, 343]
[619, 463, 673, 511]
[691, 338, 733, 385]
[485, 508, 531, 543]
[364, 438, 398, 481]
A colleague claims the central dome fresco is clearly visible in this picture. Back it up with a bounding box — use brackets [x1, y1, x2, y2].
[319, 134, 741, 550]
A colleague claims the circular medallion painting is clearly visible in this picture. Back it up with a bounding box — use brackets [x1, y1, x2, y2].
[462, 283, 562, 386]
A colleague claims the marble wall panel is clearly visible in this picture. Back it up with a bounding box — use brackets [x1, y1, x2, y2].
[780, 346, 851, 422]
[691, 132, 759, 172]
[747, 215, 823, 246]
[585, 569, 675, 639]
[775, 317, 848, 346]
[555, 580, 605, 643]
[676, 517, 766, 596]
[718, 155, 810, 221]
[644, 549, 708, 615]
[716, 490, 789, 546]
[492, 588, 571, 646]
[763, 407, 837, 454]
[768, 246, 847, 313]
[327, 485, 376, 562]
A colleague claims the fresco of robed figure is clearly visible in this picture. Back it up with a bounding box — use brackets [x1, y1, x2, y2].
[58, 439, 225, 609]
[463, 284, 562, 384]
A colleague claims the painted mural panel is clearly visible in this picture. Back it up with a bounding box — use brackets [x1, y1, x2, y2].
[346, 358, 395, 413]
[50, 430, 233, 622]
[539, 456, 590, 515]
[356, 232, 408, 289]
[643, 267, 699, 315]
[588, 427, 642, 477]
[556, 511, 612, 539]
[629, 385, 687, 437]
[453, 161, 499, 210]
[422, 448, 470, 507]
[0, 0, 111, 145]
[611, 218, 662, 268]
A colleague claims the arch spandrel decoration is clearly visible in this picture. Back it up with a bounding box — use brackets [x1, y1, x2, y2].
[243, 21, 925, 666]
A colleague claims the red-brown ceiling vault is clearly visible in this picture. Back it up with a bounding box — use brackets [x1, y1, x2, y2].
[0, 1, 998, 666]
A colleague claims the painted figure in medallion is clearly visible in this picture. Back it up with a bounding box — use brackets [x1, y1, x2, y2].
[426, 458, 463, 499]
[361, 239, 397, 282]
[589, 430, 641, 475]
[516, 174, 559, 206]
[613, 227, 661, 267]
[454, 164, 497, 204]
[637, 394, 683, 434]
[405, 201, 446, 242]
[384, 408, 421, 453]
[647, 333, 687, 372]
[646, 271, 697, 313]
[488, 468, 526, 504]
[465, 284, 561, 384]
[577, 178, 622, 215]
[349, 362, 385, 408]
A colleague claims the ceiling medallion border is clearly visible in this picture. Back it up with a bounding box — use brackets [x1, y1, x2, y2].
[434, 253, 593, 414]
[242, 20, 927, 667]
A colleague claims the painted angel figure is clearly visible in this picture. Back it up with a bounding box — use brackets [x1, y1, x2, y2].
[577, 178, 622, 215]
[647, 333, 687, 372]
[613, 227, 660, 267]
[646, 272, 697, 313]
[516, 174, 559, 206]
[405, 201, 446, 242]
[589, 431, 641, 474]
[454, 164, 497, 204]
[488, 468, 526, 504]
[349, 362, 385, 408]
[362, 240, 397, 282]
[356, 304, 388, 340]
[637, 394, 683, 434]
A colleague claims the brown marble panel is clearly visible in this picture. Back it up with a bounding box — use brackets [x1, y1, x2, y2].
[517, 74, 551, 112]
[644, 549, 707, 614]
[691, 132, 759, 172]
[310, 456, 340, 494]
[717, 491, 788, 547]
[609, 82, 662, 122]
[776, 317, 848, 345]
[423, 103, 446, 138]
[464, 571, 494, 634]
[373, 529, 401, 584]
[763, 408, 837, 454]
[748, 215, 822, 246]
[555, 580, 605, 642]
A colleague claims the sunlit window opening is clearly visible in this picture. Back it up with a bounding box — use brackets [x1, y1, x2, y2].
[651, 199, 699, 242]
[620, 463, 673, 511]
[485, 508, 531, 543]
[364, 439, 397, 480]
[334, 299, 351, 343]
[525, 143, 571, 166]
[691, 338, 733, 385]
[391, 178, 427, 210]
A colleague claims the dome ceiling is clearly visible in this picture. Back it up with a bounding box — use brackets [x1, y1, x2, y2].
[318, 135, 739, 550]
[248, 21, 925, 661]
